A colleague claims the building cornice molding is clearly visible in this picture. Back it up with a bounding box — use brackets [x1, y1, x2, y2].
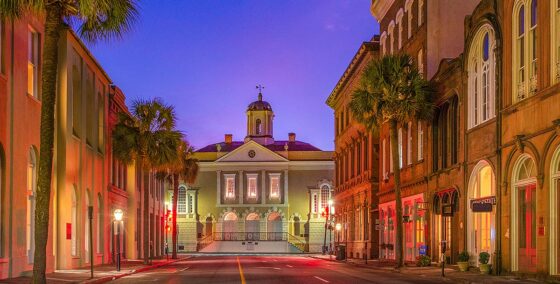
[198, 160, 334, 172]
[370, 0, 394, 22]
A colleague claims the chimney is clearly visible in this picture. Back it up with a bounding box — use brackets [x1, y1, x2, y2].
[288, 132, 296, 142]
[225, 134, 233, 144]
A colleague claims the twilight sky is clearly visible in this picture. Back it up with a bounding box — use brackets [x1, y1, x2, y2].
[88, 0, 379, 151]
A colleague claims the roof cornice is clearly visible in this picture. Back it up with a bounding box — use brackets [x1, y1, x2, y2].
[370, 0, 395, 21]
[325, 41, 378, 108]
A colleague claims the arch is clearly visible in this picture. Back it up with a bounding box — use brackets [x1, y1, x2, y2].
[551, 0, 560, 83]
[26, 147, 38, 263]
[467, 160, 497, 265]
[255, 119, 262, 135]
[549, 145, 560, 274]
[84, 189, 91, 263]
[267, 212, 283, 240]
[468, 23, 496, 128]
[245, 213, 260, 240]
[222, 211, 237, 240]
[71, 185, 78, 256]
[512, 0, 538, 102]
[510, 154, 538, 272]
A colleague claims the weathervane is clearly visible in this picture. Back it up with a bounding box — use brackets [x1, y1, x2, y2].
[256, 84, 265, 101]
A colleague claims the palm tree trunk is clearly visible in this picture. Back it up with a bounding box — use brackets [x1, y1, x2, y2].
[32, 5, 63, 284]
[141, 158, 150, 265]
[172, 174, 178, 259]
[389, 120, 404, 268]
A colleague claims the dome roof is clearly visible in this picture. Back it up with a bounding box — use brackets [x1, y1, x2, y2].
[247, 93, 272, 111]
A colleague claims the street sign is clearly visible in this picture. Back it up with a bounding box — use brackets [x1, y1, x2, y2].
[419, 245, 427, 255]
[470, 196, 496, 212]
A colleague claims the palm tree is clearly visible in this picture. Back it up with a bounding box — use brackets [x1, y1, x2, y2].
[0, 1, 137, 282]
[112, 98, 182, 265]
[168, 141, 199, 259]
[350, 54, 434, 267]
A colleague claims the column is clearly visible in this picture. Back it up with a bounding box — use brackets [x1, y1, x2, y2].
[238, 171, 244, 204]
[283, 170, 289, 205]
[261, 170, 266, 204]
[216, 170, 221, 206]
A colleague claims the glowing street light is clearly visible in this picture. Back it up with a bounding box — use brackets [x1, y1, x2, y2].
[113, 209, 123, 271]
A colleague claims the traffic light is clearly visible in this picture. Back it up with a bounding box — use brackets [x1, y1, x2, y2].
[167, 209, 172, 223]
[166, 224, 171, 232]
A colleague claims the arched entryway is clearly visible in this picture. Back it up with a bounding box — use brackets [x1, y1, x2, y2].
[433, 189, 459, 263]
[550, 146, 560, 275]
[222, 212, 237, 240]
[205, 217, 213, 238]
[511, 154, 538, 272]
[245, 213, 260, 240]
[467, 161, 496, 266]
[267, 212, 282, 240]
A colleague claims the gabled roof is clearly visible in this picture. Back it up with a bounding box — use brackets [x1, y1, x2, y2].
[196, 140, 321, 153]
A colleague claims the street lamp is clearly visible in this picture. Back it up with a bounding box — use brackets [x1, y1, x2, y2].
[114, 209, 123, 272]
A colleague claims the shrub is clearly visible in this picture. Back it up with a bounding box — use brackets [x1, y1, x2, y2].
[479, 252, 490, 265]
[416, 255, 431, 267]
[458, 251, 470, 262]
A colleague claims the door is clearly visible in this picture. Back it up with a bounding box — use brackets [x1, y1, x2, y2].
[223, 220, 236, 240]
[245, 220, 259, 240]
[404, 204, 414, 261]
[518, 184, 537, 271]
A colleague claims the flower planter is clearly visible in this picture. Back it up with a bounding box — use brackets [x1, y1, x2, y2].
[479, 263, 491, 274]
[457, 261, 469, 272]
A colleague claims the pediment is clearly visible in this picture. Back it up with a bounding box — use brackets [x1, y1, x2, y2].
[216, 140, 288, 162]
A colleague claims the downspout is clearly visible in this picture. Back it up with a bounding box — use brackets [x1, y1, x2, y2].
[495, 35, 503, 276]
[8, 18, 15, 278]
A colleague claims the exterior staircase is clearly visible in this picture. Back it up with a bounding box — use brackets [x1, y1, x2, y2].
[197, 232, 306, 253]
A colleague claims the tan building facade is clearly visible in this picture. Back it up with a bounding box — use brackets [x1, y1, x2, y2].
[181, 93, 334, 253]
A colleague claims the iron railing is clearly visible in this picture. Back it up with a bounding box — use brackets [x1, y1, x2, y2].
[212, 232, 289, 241]
[287, 233, 305, 252]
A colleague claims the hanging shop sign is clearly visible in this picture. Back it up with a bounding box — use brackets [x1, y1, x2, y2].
[470, 196, 496, 212]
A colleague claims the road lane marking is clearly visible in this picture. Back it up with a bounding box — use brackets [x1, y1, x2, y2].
[255, 267, 281, 270]
[237, 257, 247, 284]
[286, 264, 293, 268]
[314, 276, 330, 283]
[178, 267, 190, 272]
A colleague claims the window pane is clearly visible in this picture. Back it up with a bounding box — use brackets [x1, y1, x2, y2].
[531, 0, 537, 28]
[483, 33, 489, 61]
[519, 6, 525, 36]
[519, 188, 526, 248]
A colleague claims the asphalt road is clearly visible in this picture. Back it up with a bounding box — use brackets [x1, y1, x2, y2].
[110, 255, 449, 284]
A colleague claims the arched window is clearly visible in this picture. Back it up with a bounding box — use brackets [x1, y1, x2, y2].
[27, 148, 37, 263]
[550, 146, 560, 274]
[513, 0, 538, 102]
[511, 154, 538, 271]
[85, 190, 91, 263]
[468, 161, 496, 264]
[405, 0, 413, 39]
[468, 24, 496, 128]
[255, 119, 262, 135]
[396, 9, 404, 50]
[177, 186, 187, 213]
[552, 0, 560, 83]
[388, 21, 395, 54]
[320, 185, 331, 210]
[450, 96, 459, 164]
[380, 32, 387, 55]
[71, 185, 78, 256]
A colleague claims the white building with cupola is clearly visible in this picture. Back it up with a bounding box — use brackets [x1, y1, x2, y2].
[173, 92, 334, 253]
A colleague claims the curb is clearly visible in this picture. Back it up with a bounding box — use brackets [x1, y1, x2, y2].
[82, 257, 189, 284]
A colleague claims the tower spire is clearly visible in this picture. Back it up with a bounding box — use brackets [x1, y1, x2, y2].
[256, 84, 265, 101]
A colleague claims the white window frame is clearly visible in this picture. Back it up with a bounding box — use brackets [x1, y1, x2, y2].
[405, 0, 414, 39]
[398, 128, 403, 168]
[552, 0, 560, 83]
[468, 24, 496, 128]
[418, 0, 424, 27]
[407, 121, 412, 165]
[247, 174, 258, 199]
[225, 174, 236, 199]
[388, 21, 395, 54]
[27, 28, 39, 99]
[418, 48, 424, 77]
[382, 139, 387, 175]
[381, 32, 387, 55]
[389, 137, 393, 173]
[513, 0, 538, 102]
[269, 173, 281, 198]
[177, 186, 187, 213]
[417, 122, 424, 161]
[396, 9, 404, 50]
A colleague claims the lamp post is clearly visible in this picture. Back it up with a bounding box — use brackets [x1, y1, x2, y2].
[322, 199, 334, 255]
[335, 223, 341, 260]
[114, 209, 123, 272]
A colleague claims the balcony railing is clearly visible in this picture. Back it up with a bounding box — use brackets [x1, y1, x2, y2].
[213, 231, 287, 241]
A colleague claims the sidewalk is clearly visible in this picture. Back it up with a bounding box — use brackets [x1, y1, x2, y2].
[3, 256, 190, 284]
[310, 254, 549, 283]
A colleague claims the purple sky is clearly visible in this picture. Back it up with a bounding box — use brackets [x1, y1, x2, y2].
[88, 0, 379, 151]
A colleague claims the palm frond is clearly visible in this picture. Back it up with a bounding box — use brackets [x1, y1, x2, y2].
[74, 0, 139, 43]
